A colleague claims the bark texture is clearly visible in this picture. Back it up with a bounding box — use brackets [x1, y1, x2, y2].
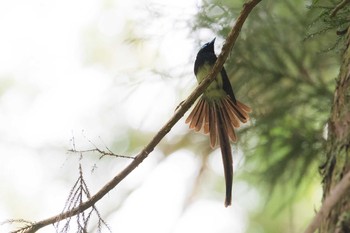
[321, 28, 350, 233]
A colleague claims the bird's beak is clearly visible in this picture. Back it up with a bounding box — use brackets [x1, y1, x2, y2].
[210, 38, 216, 45]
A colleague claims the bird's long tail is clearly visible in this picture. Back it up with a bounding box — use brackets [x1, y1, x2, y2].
[216, 102, 233, 207]
[185, 95, 251, 207]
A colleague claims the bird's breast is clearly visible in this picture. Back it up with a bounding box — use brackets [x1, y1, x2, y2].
[195, 62, 226, 102]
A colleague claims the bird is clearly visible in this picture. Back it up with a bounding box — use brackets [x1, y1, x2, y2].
[185, 38, 251, 207]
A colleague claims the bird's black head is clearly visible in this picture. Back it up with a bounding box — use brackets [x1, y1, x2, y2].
[197, 38, 216, 54]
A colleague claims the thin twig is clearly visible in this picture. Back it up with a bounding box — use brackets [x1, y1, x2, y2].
[330, 0, 350, 17]
[68, 148, 135, 159]
[303, 170, 350, 233]
[10, 1, 262, 232]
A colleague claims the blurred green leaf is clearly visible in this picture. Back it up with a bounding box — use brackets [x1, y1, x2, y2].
[191, 0, 344, 231]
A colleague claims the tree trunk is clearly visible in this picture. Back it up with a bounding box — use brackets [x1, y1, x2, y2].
[321, 28, 350, 233]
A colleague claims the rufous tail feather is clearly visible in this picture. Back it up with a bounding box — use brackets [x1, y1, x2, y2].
[186, 95, 251, 146]
[185, 95, 251, 206]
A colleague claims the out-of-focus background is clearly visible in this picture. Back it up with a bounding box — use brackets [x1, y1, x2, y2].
[0, 0, 340, 232]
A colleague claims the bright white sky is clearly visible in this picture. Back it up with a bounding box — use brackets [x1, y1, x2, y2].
[0, 0, 260, 232]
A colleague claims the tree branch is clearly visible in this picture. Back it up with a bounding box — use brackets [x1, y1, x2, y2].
[303, 170, 350, 233]
[11, 1, 262, 232]
[330, 0, 350, 17]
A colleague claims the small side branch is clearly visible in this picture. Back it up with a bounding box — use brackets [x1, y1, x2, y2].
[330, 0, 350, 17]
[68, 148, 135, 160]
[303, 170, 350, 233]
[69, 134, 135, 160]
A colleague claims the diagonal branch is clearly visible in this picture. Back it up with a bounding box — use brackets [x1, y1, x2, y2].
[303, 170, 350, 233]
[13, 1, 262, 232]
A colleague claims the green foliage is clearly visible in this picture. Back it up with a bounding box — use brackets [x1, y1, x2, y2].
[306, 0, 350, 52]
[192, 0, 342, 231]
[194, 0, 337, 188]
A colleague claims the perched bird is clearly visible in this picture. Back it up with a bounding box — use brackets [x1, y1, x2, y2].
[186, 38, 251, 207]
